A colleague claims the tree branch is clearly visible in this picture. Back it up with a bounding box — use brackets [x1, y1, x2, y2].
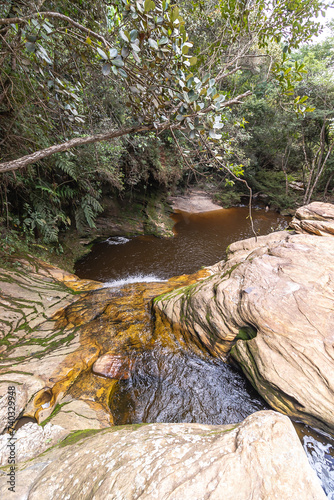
[0, 11, 110, 47]
[0, 125, 154, 173]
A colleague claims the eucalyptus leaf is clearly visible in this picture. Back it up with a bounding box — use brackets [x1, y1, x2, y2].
[26, 34, 37, 42]
[120, 30, 130, 42]
[132, 51, 141, 63]
[119, 68, 128, 78]
[130, 29, 138, 41]
[122, 46, 130, 58]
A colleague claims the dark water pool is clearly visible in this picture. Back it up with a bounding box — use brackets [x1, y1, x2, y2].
[75, 206, 289, 283]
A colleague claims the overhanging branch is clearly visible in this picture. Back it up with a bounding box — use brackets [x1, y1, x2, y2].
[0, 126, 153, 173]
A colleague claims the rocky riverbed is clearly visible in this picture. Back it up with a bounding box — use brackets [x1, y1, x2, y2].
[0, 202, 333, 498]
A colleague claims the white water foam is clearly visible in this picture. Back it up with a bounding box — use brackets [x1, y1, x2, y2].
[103, 274, 167, 288]
[105, 236, 131, 245]
[303, 435, 334, 498]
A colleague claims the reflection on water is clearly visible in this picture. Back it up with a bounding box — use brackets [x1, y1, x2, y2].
[110, 346, 268, 425]
[75, 207, 289, 282]
[294, 423, 334, 499]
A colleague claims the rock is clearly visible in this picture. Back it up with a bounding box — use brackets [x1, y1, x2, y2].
[155, 205, 334, 432]
[0, 256, 209, 437]
[290, 201, 334, 236]
[0, 422, 68, 465]
[47, 399, 112, 431]
[168, 189, 223, 213]
[289, 181, 305, 191]
[92, 353, 134, 379]
[0, 411, 326, 499]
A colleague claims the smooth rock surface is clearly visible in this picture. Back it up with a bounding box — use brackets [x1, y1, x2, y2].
[0, 411, 326, 500]
[155, 203, 334, 432]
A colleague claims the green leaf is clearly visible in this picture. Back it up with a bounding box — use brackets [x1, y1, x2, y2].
[148, 38, 159, 50]
[130, 29, 138, 42]
[159, 36, 169, 45]
[25, 41, 36, 53]
[122, 46, 130, 58]
[120, 30, 130, 42]
[26, 34, 37, 42]
[102, 63, 111, 76]
[119, 68, 128, 78]
[144, 0, 155, 12]
[111, 58, 125, 67]
[97, 47, 108, 60]
[109, 48, 118, 58]
[132, 51, 141, 63]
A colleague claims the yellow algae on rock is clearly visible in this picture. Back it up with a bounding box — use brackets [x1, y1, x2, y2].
[0, 256, 211, 432]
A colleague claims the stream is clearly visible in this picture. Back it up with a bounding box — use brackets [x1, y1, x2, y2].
[75, 206, 334, 498]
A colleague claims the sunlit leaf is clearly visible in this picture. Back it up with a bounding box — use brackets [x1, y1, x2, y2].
[97, 47, 108, 60]
[109, 48, 118, 58]
[148, 38, 159, 50]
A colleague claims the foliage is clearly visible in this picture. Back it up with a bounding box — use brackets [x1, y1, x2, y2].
[0, 0, 332, 247]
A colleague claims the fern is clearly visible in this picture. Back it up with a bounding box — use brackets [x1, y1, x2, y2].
[54, 154, 78, 180]
[74, 194, 103, 232]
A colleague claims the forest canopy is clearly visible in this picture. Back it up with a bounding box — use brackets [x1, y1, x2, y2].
[0, 0, 333, 248]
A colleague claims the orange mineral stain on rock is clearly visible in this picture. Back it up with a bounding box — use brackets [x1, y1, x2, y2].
[0, 255, 211, 430]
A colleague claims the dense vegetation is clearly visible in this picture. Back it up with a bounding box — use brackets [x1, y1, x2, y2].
[0, 0, 333, 261]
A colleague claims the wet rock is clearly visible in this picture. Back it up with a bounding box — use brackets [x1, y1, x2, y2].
[0, 411, 326, 499]
[0, 256, 209, 435]
[92, 353, 134, 379]
[290, 201, 334, 236]
[155, 203, 334, 432]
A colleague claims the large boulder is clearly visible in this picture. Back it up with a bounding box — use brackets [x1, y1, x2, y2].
[290, 201, 334, 236]
[0, 411, 326, 499]
[155, 203, 334, 433]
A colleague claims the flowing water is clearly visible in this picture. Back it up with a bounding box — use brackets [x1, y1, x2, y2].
[75, 206, 333, 497]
